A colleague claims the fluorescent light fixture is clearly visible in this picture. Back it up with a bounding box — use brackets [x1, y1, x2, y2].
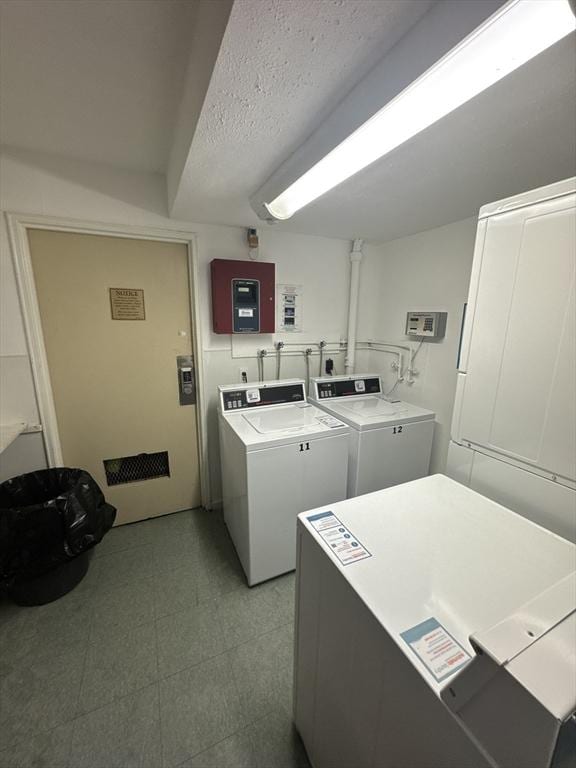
[264, 0, 575, 220]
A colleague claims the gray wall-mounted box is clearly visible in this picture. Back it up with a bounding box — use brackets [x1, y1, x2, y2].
[406, 311, 447, 339]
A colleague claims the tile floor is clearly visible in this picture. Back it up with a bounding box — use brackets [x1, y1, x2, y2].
[0, 508, 311, 768]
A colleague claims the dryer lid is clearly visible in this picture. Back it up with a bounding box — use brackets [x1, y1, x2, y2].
[243, 405, 318, 434]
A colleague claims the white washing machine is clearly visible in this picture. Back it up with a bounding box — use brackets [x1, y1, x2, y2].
[294, 475, 576, 768]
[309, 374, 435, 498]
[218, 379, 349, 586]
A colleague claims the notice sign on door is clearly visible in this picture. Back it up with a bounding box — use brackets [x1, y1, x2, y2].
[401, 617, 471, 682]
[110, 288, 145, 320]
[307, 511, 371, 566]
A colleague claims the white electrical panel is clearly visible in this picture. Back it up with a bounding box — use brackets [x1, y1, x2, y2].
[406, 311, 447, 338]
[277, 284, 303, 332]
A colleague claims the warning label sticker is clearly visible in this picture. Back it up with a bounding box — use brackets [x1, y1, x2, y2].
[400, 618, 471, 682]
[306, 511, 371, 566]
[315, 415, 345, 429]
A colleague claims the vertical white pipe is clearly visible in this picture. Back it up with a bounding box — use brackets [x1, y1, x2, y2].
[345, 239, 363, 374]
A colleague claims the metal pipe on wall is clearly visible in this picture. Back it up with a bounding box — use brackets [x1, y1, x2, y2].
[345, 239, 364, 374]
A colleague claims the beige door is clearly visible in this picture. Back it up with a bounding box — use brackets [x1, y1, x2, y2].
[28, 230, 201, 525]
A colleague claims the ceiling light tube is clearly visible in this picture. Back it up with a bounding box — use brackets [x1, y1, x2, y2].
[264, 0, 575, 221]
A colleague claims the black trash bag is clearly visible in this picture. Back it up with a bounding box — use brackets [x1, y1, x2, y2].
[0, 468, 116, 586]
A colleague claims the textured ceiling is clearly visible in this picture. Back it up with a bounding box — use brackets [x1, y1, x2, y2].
[0, 0, 198, 172]
[1, 0, 574, 242]
[169, 0, 435, 222]
[171, 0, 576, 241]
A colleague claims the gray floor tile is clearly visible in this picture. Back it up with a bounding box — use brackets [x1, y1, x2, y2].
[229, 625, 294, 722]
[93, 545, 156, 591]
[33, 586, 93, 629]
[0, 600, 52, 677]
[195, 556, 246, 604]
[0, 722, 73, 768]
[0, 508, 302, 767]
[159, 654, 245, 768]
[93, 520, 157, 559]
[153, 563, 198, 619]
[0, 607, 46, 678]
[248, 711, 311, 768]
[183, 729, 255, 768]
[78, 622, 158, 714]
[156, 601, 224, 678]
[148, 509, 196, 535]
[196, 524, 238, 568]
[189, 507, 224, 529]
[0, 648, 84, 750]
[6, 590, 93, 672]
[187, 509, 225, 543]
[194, 520, 247, 602]
[0, 600, 37, 643]
[0, 632, 36, 680]
[151, 536, 199, 576]
[90, 579, 156, 630]
[268, 572, 296, 616]
[69, 684, 161, 768]
[217, 578, 294, 649]
[3, 618, 90, 679]
[69, 556, 104, 596]
[145, 513, 199, 554]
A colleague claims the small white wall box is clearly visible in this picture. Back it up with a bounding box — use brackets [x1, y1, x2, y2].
[406, 311, 447, 338]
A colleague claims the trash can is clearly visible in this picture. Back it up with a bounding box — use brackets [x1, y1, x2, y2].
[0, 468, 116, 605]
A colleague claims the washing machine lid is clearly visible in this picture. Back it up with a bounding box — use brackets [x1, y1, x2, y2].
[336, 397, 400, 418]
[224, 403, 348, 449]
[314, 396, 435, 430]
[218, 379, 349, 449]
[298, 475, 576, 700]
[310, 374, 434, 430]
[243, 405, 320, 434]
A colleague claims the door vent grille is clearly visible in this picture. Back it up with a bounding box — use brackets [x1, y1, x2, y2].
[103, 451, 170, 486]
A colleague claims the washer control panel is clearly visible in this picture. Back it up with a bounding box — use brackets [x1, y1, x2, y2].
[221, 382, 305, 412]
[315, 376, 381, 399]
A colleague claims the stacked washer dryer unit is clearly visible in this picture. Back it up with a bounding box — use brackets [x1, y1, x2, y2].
[218, 379, 349, 586]
[310, 374, 435, 498]
[447, 178, 576, 542]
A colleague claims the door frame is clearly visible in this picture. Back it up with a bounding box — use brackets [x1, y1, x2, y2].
[5, 212, 211, 508]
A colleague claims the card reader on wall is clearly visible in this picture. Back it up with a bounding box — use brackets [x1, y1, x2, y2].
[406, 311, 447, 339]
[211, 259, 275, 334]
[233, 279, 260, 332]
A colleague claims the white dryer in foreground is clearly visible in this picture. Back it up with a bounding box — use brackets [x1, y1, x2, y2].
[218, 379, 349, 586]
[310, 374, 435, 497]
[294, 475, 576, 768]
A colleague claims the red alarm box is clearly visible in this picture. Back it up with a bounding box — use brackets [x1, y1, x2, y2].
[211, 259, 275, 334]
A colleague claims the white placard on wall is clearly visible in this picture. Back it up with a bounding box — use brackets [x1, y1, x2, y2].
[277, 284, 303, 332]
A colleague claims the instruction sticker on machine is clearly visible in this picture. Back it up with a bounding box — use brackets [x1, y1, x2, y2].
[315, 415, 345, 429]
[306, 511, 371, 566]
[400, 618, 471, 682]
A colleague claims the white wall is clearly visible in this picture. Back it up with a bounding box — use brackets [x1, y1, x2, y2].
[0, 146, 479, 502]
[0, 148, 351, 500]
[357, 218, 477, 474]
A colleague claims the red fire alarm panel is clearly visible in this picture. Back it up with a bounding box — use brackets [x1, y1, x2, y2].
[211, 259, 275, 334]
